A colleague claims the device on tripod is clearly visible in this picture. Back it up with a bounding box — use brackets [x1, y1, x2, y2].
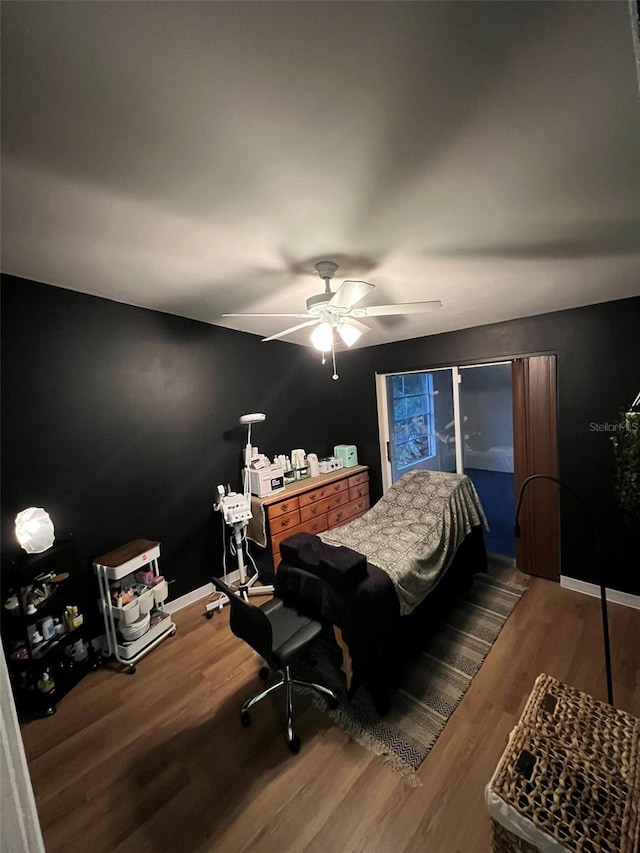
[205, 413, 274, 617]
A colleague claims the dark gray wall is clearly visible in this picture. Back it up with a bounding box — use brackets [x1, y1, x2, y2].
[334, 296, 640, 595]
[1, 275, 341, 598]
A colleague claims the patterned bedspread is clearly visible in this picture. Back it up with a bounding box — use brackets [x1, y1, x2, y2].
[320, 470, 487, 615]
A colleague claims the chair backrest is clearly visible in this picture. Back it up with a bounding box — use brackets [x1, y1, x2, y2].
[210, 575, 274, 662]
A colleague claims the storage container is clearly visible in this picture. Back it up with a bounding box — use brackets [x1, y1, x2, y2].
[120, 611, 150, 642]
[152, 578, 168, 606]
[486, 674, 640, 853]
[112, 597, 140, 625]
[131, 583, 154, 616]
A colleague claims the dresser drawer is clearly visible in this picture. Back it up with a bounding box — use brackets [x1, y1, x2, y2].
[348, 471, 369, 489]
[327, 496, 370, 529]
[352, 495, 370, 516]
[269, 509, 301, 535]
[298, 477, 349, 507]
[349, 483, 369, 501]
[327, 490, 349, 511]
[267, 496, 300, 519]
[271, 514, 329, 555]
[300, 497, 331, 522]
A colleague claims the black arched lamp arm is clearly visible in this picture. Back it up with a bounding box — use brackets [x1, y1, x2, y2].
[514, 473, 614, 706]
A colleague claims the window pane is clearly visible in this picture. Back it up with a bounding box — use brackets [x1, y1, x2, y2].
[386, 370, 455, 481]
[407, 396, 425, 418]
[393, 398, 407, 422]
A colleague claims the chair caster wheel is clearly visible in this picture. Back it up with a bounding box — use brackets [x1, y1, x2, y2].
[240, 711, 251, 727]
[128, 665, 136, 675]
[287, 735, 301, 754]
[327, 695, 339, 710]
[258, 666, 269, 680]
[170, 628, 176, 637]
[45, 706, 56, 716]
[206, 611, 213, 619]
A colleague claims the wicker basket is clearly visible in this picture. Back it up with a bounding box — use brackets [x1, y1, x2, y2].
[491, 818, 538, 853]
[519, 674, 640, 786]
[490, 722, 640, 853]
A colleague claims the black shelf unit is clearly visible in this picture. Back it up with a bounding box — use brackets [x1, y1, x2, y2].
[1, 533, 96, 717]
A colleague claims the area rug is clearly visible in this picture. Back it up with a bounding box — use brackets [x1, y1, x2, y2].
[304, 573, 526, 785]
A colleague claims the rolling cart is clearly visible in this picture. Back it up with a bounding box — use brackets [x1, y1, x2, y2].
[93, 539, 176, 674]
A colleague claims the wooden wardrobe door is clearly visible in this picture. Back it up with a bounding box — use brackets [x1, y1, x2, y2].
[512, 355, 560, 581]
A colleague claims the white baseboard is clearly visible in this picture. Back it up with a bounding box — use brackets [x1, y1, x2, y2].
[560, 576, 640, 610]
[164, 569, 242, 614]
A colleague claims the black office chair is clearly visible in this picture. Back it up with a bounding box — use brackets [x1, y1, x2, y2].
[210, 575, 338, 753]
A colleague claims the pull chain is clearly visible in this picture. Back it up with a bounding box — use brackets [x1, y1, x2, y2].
[332, 338, 338, 380]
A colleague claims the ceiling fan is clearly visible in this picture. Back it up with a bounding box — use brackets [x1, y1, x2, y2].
[223, 260, 443, 353]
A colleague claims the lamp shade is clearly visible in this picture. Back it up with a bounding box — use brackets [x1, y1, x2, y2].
[337, 322, 362, 347]
[311, 322, 333, 352]
[239, 413, 266, 425]
[15, 507, 55, 554]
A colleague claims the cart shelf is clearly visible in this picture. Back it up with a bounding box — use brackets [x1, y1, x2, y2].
[93, 539, 175, 673]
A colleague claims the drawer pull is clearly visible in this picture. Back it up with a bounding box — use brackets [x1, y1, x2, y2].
[280, 518, 291, 528]
[332, 484, 341, 492]
[335, 512, 343, 521]
[311, 506, 318, 515]
[311, 522, 321, 531]
[309, 492, 318, 502]
[281, 503, 290, 513]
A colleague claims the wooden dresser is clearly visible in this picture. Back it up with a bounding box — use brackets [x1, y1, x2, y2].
[252, 465, 370, 570]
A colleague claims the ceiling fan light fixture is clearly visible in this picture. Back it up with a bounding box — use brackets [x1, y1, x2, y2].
[310, 322, 333, 352]
[337, 322, 362, 348]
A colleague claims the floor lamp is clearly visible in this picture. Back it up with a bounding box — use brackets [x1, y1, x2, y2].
[514, 474, 614, 706]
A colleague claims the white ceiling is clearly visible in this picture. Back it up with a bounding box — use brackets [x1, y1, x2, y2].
[2, 1, 640, 349]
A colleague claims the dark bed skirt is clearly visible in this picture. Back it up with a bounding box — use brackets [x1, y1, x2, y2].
[274, 525, 487, 713]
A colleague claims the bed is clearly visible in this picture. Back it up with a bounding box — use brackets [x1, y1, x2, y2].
[273, 470, 488, 712]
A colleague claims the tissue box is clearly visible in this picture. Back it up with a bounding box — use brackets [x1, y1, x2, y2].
[334, 445, 358, 468]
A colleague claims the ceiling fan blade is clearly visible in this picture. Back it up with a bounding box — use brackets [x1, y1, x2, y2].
[262, 319, 319, 342]
[223, 312, 308, 318]
[328, 280, 375, 310]
[342, 318, 371, 334]
[360, 300, 442, 317]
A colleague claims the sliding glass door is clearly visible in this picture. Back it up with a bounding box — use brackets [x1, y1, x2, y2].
[377, 361, 515, 559]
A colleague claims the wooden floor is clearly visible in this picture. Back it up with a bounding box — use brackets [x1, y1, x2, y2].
[20, 572, 640, 853]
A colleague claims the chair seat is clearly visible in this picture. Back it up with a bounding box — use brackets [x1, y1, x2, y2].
[209, 573, 336, 752]
[260, 596, 285, 617]
[267, 606, 323, 668]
